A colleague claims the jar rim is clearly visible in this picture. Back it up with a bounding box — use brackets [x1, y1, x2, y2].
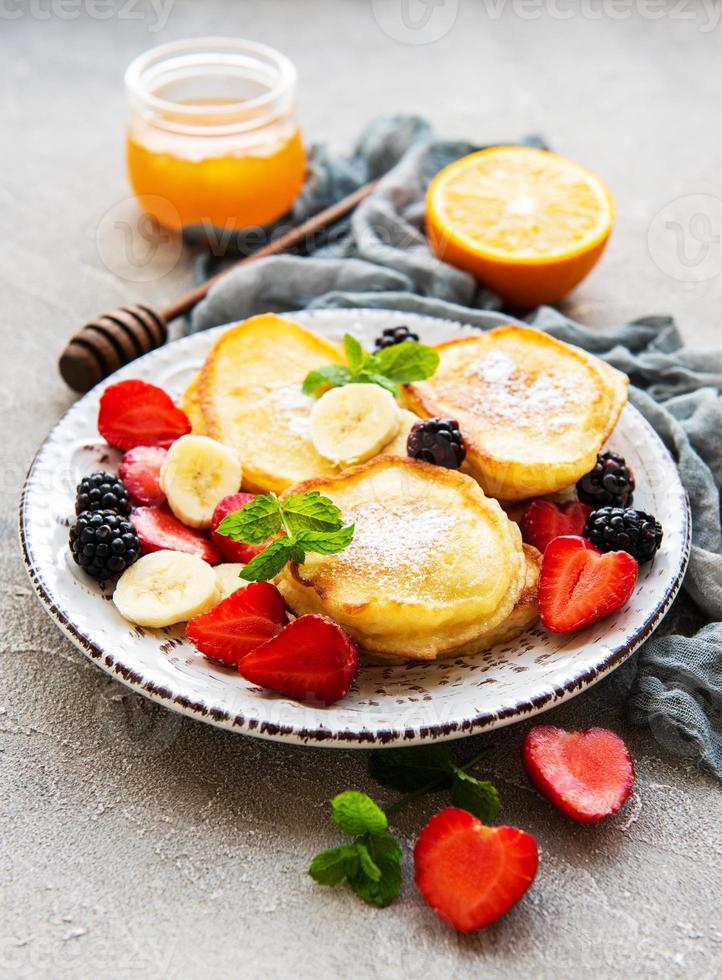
[125, 37, 297, 133]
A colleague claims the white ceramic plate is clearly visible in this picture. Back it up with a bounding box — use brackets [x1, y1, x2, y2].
[20, 310, 690, 748]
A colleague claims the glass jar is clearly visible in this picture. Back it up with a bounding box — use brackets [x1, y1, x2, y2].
[125, 38, 306, 231]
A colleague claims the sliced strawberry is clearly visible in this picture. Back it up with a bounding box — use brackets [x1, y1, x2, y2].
[186, 583, 287, 667]
[98, 379, 191, 450]
[521, 499, 592, 553]
[119, 446, 168, 506]
[538, 535, 637, 633]
[522, 725, 635, 823]
[238, 615, 358, 706]
[210, 492, 265, 564]
[414, 807, 538, 933]
[131, 506, 219, 564]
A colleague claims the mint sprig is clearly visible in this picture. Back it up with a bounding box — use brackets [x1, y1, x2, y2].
[216, 490, 354, 582]
[302, 332, 439, 397]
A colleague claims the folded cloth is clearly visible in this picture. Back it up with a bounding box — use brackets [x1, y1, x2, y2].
[188, 116, 722, 778]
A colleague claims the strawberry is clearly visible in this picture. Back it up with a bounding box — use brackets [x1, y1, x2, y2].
[238, 615, 358, 706]
[521, 499, 592, 553]
[131, 506, 219, 565]
[98, 379, 191, 451]
[414, 808, 538, 933]
[119, 446, 168, 506]
[210, 492, 265, 564]
[538, 535, 637, 633]
[522, 725, 635, 823]
[186, 583, 287, 667]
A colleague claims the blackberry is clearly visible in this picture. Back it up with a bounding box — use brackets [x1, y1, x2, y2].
[577, 452, 635, 509]
[69, 509, 140, 580]
[75, 471, 131, 516]
[584, 507, 663, 564]
[374, 325, 420, 351]
[407, 417, 466, 470]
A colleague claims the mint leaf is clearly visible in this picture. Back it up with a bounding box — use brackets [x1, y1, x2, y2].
[355, 370, 399, 396]
[308, 844, 359, 886]
[368, 744, 454, 792]
[348, 831, 402, 907]
[343, 333, 368, 374]
[282, 490, 344, 534]
[302, 365, 352, 395]
[240, 538, 295, 582]
[450, 766, 501, 823]
[331, 791, 387, 836]
[354, 842, 382, 882]
[217, 494, 282, 544]
[372, 342, 440, 383]
[295, 524, 355, 555]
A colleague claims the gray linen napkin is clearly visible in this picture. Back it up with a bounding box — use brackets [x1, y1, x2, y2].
[188, 117, 722, 778]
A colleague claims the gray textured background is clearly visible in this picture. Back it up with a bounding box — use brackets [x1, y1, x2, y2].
[2, 3, 721, 978]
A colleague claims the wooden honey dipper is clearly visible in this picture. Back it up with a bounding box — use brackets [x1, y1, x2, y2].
[58, 180, 378, 393]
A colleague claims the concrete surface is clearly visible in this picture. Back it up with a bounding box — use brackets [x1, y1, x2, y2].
[1, 3, 721, 978]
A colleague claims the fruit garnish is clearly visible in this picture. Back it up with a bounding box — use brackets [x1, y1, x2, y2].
[119, 446, 168, 506]
[238, 614, 359, 705]
[521, 499, 592, 553]
[522, 725, 635, 823]
[75, 471, 131, 517]
[69, 509, 140, 581]
[211, 493, 264, 563]
[186, 582, 287, 667]
[98, 379, 191, 450]
[577, 451, 635, 509]
[413, 808, 538, 933]
[584, 507, 663, 564]
[538, 535, 637, 633]
[426, 146, 614, 308]
[216, 490, 354, 582]
[303, 332, 439, 397]
[374, 324, 419, 351]
[214, 563, 248, 600]
[310, 383, 400, 467]
[160, 434, 242, 529]
[113, 550, 219, 628]
[406, 417, 465, 470]
[131, 505, 220, 564]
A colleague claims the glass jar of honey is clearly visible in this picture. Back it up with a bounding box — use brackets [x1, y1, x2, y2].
[125, 38, 306, 231]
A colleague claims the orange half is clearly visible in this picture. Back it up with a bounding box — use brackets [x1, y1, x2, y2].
[426, 146, 614, 308]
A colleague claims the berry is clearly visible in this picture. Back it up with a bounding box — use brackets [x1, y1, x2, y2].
[584, 507, 663, 564]
[522, 725, 635, 823]
[413, 807, 538, 933]
[374, 325, 420, 351]
[69, 509, 140, 581]
[119, 446, 168, 506]
[98, 379, 191, 451]
[238, 615, 358, 706]
[577, 451, 635, 509]
[131, 506, 220, 564]
[75, 471, 130, 517]
[407, 417, 465, 469]
[538, 535, 638, 633]
[186, 582, 287, 667]
[521, 499, 592, 553]
[210, 492, 265, 564]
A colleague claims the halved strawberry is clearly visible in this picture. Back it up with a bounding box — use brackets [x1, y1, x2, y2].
[210, 492, 265, 564]
[186, 583, 287, 666]
[131, 506, 219, 564]
[521, 499, 592, 553]
[98, 380, 191, 450]
[414, 807, 538, 933]
[522, 725, 635, 823]
[238, 615, 358, 706]
[119, 446, 168, 506]
[539, 535, 637, 633]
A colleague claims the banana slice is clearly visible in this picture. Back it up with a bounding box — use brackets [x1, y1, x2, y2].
[160, 434, 242, 528]
[378, 408, 419, 458]
[214, 563, 248, 600]
[310, 383, 401, 467]
[113, 550, 219, 628]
